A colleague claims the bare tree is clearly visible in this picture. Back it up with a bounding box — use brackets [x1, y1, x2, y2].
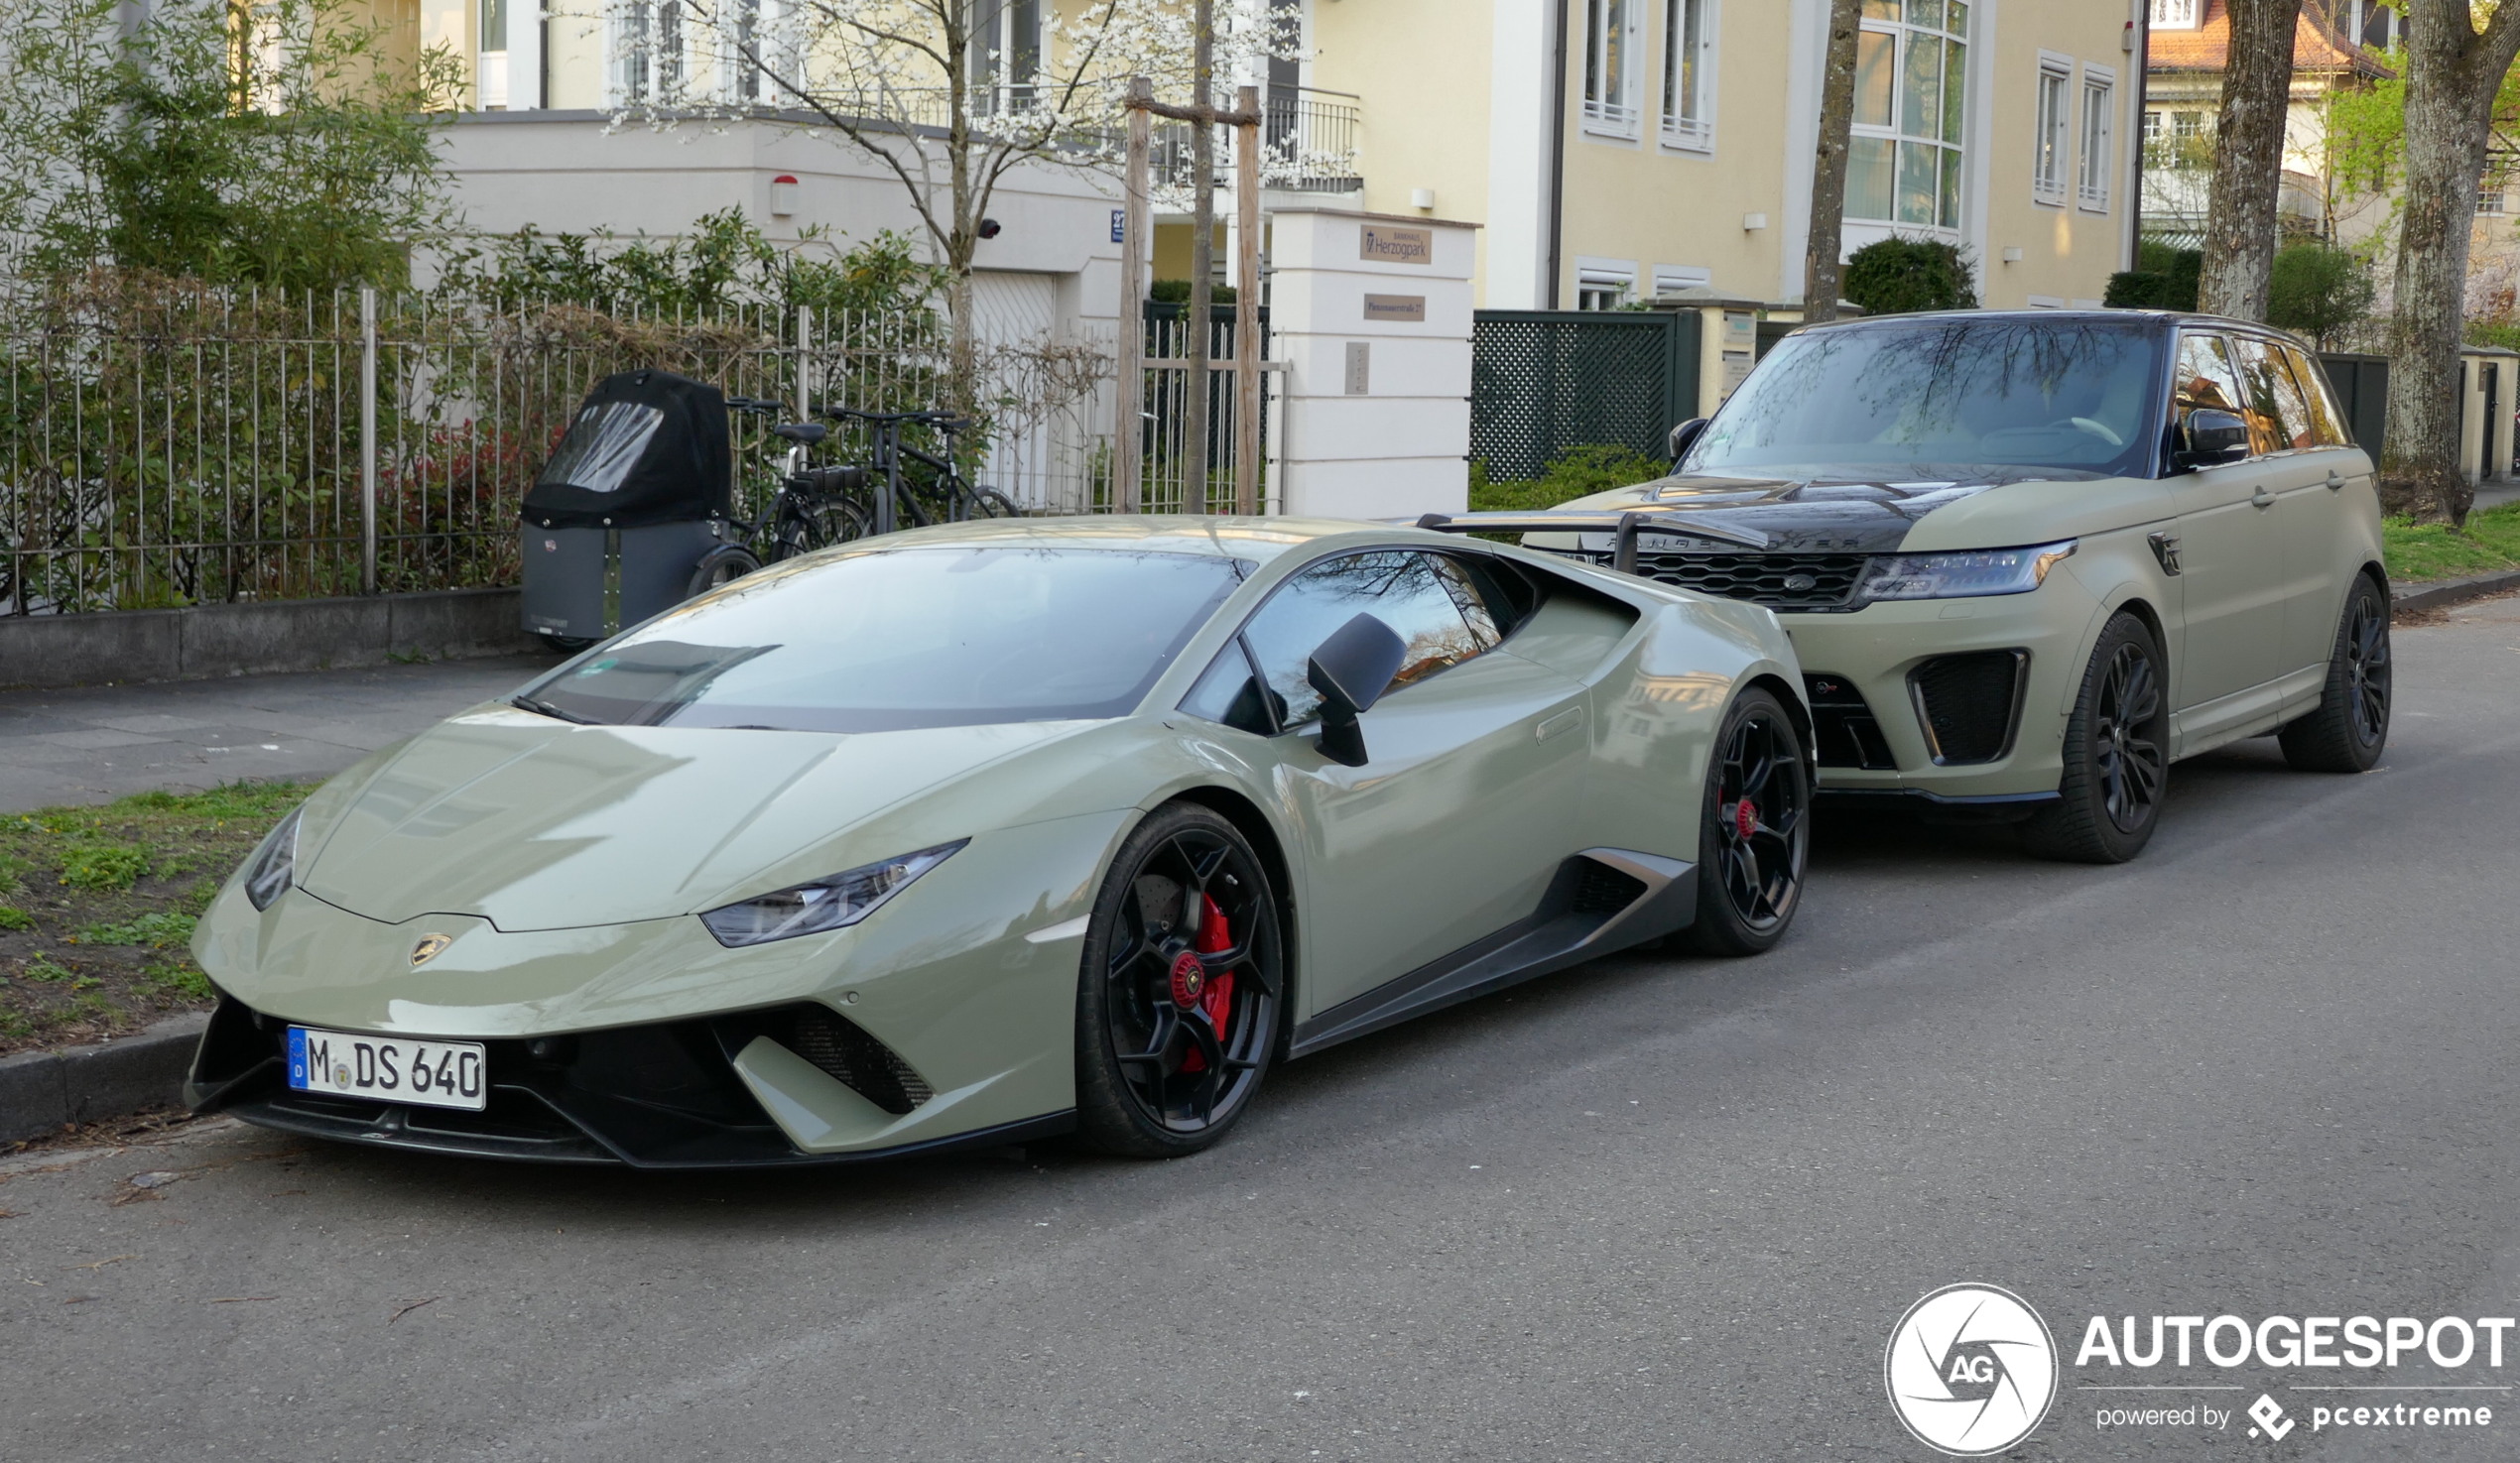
[2196, 0, 2304, 319]
[2382, 0, 2520, 525]
[1803, 0, 1863, 322]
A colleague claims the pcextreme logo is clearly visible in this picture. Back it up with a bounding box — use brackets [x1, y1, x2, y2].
[1884, 1283, 2060, 1456]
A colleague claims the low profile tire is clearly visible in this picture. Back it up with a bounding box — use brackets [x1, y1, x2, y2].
[685, 545, 760, 599]
[2022, 613, 2169, 864]
[1073, 802, 1286, 1158]
[536, 632, 595, 655]
[2278, 574, 2391, 774]
[1681, 687, 1811, 956]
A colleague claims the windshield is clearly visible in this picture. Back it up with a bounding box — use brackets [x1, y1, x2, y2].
[517, 548, 1245, 733]
[1686, 318, 2162, 478]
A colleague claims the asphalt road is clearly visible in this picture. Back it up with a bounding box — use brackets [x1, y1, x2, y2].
[6, 599, 2520, 1463]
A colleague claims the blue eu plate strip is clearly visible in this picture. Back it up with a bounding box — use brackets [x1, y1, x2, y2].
[287, 1027, 308, 1089]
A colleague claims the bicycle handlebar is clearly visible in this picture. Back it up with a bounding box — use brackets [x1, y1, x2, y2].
[818, 406, 974, 432]
[725, 396, 787, 417]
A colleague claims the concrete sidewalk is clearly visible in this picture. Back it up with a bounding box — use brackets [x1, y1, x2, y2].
[0, 654, 559, 813]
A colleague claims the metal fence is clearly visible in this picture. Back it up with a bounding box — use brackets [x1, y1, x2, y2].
[0, 280, 1121, 616]
[1469, 310, 1701, 480]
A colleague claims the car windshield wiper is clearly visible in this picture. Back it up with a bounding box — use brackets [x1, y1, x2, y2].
[512, 693, 595, 724]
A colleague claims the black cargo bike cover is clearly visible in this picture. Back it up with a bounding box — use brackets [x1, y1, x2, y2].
[524, 369, 732, 529]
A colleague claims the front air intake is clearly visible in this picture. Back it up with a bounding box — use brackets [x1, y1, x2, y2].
[1908, 651, 2028, 765]
[769, 1005, 933, 1114]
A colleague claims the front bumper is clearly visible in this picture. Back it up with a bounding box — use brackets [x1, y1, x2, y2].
[187, 994, 1072, 1167]
[1779, 584, 2098, 800]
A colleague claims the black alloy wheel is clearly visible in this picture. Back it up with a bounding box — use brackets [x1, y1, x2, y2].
[2024, 613, 2169, 863]
[2279, 575, 2392, 773]
[1074, 803, 1284, 1157]
[1684, 686, 1810, 956]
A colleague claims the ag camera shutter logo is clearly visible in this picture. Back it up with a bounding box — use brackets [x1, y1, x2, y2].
[1885, 1283, 2059, 1455]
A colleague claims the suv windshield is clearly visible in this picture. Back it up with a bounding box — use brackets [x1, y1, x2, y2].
[1686, 318, 2161, 478]
[516, 548, 1244, 733]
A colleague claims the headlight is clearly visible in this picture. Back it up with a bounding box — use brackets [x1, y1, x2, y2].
[1855, 541, 2077, 603]
[242, 808, 303, 912]
[698, 840, 966, 947]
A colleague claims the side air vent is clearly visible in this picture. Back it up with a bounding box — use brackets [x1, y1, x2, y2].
[773, 1005, 933, 1114]
[1803, 673, 1898, 770]
[1570, 858, 1650, 915]
[1908, 651, 2028, 766]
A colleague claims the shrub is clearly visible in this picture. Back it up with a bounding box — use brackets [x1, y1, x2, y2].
[2104, 241, 2203, 311]
[79, 911, 196, 948]
[0, 908, 33, 931]
[2266, 242, 2375, 349]
[1842, 237, 1978, 315]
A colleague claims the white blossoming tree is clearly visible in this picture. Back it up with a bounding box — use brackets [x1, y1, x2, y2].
[599, 0, 1287, 412]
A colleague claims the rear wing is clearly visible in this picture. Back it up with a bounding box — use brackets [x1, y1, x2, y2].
[1407, 509, 1769, 574]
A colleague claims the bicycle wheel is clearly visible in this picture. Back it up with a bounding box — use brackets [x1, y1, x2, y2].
[965, 485, 1021, 519]
[773, 496, 869, 560]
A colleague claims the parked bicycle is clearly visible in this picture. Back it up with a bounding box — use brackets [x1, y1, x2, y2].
[684, 397, 878, 593]
[820, 407, 1020, 534]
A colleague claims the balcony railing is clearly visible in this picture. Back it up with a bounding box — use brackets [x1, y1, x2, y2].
[1152, 85, 1362, 195]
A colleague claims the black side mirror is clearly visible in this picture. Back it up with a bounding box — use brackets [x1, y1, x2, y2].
[2176, 409, 2250, 469]
[1667, 417, 1709, 464]
[1306, 613, 1408, 767]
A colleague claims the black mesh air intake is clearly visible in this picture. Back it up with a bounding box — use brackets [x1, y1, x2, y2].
[1803, 673, 1898, 770]
[1909, 651, 2026, 765]
[771, 1005, 933, 1114]
[1544, 549, 1869, 610]
[1570, 859, 1649, 915]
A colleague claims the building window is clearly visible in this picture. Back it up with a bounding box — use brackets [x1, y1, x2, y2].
[1576, 259, 1638, 310]
[2078, 64, 2113, 210]
[2033, 54, 2070, 205]
[617, 0, 686, 104]
[1653, 264, 1712, 296]
[2151, 0, 2200, 28]
[1661, 0, 1715, 151]
[1584, 0, 1642, 136]
[970, 0, 1041, 116]
[2481, 185, 2508, 216]
[1847, 0, 1967, 232]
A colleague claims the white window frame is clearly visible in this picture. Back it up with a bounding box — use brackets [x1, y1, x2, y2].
[614, 0, 689, 105]
[969, 0, 1042, 117]
[1845, 1, 1968, 235]
[2078, 62, 2114, 212]
[2150, 0, 2199, 29]
[1575, 257, 1638, 310]
[1653, 264, 1711, 296]
[2032, 52, 2072, 206]
[1582, 0, 1643, 138]
[1660, 0, 1716, 153]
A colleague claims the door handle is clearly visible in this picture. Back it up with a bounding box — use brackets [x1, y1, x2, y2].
[1535, 705, 1584, 742]
[2250, 486, 2274, 510]
[2326, 469, 2345, 492]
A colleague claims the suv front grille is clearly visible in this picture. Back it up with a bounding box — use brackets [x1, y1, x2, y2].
[1909, 651, 2027, 765]
[1553, 549, 1869, 610]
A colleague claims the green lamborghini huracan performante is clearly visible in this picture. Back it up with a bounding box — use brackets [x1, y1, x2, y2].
[187, 518, 1813, 1165]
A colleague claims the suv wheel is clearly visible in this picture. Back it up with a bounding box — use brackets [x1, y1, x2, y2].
[2277, 575, 2391, 773]
[2023, 613, 2168, 864]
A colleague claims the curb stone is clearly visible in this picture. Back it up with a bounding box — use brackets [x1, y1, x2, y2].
[2395, 569, 2520, 613]
[0, 1012, 205, 1145]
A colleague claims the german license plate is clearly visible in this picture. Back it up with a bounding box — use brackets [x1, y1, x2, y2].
[287, 1027, 487, 1112]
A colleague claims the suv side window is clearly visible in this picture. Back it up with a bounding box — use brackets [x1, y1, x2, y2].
[1240, 550, 1487, 729]
[2173, 331, 2250, 447]
[2231, 335, 2314, 453]
[2280, 343, 2352, 447]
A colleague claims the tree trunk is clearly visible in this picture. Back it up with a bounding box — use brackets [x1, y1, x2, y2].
[1185, 0, 1215, 514]
[2196, 0, 2302, 320]
[945, 4, 979, 423]
[2382, 0, 2520, 527]
[1803, 0, 1862, 322]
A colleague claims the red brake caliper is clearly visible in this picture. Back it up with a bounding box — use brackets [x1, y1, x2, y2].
[1179, 893, 1235, 1074]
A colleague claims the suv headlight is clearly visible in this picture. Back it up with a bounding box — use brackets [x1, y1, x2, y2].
[699, 840, 966, 947]
[1855, 541, 2077, 603]
[242, 808, 303, 912]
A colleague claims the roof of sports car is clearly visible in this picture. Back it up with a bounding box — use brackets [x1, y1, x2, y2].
[860, 515, 1412, 564]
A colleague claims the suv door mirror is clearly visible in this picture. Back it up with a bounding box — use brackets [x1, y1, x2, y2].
[2177, 409, 2251, 469]
[1306, 613, 1408, 767]
[1668, 417, 1709, 464]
